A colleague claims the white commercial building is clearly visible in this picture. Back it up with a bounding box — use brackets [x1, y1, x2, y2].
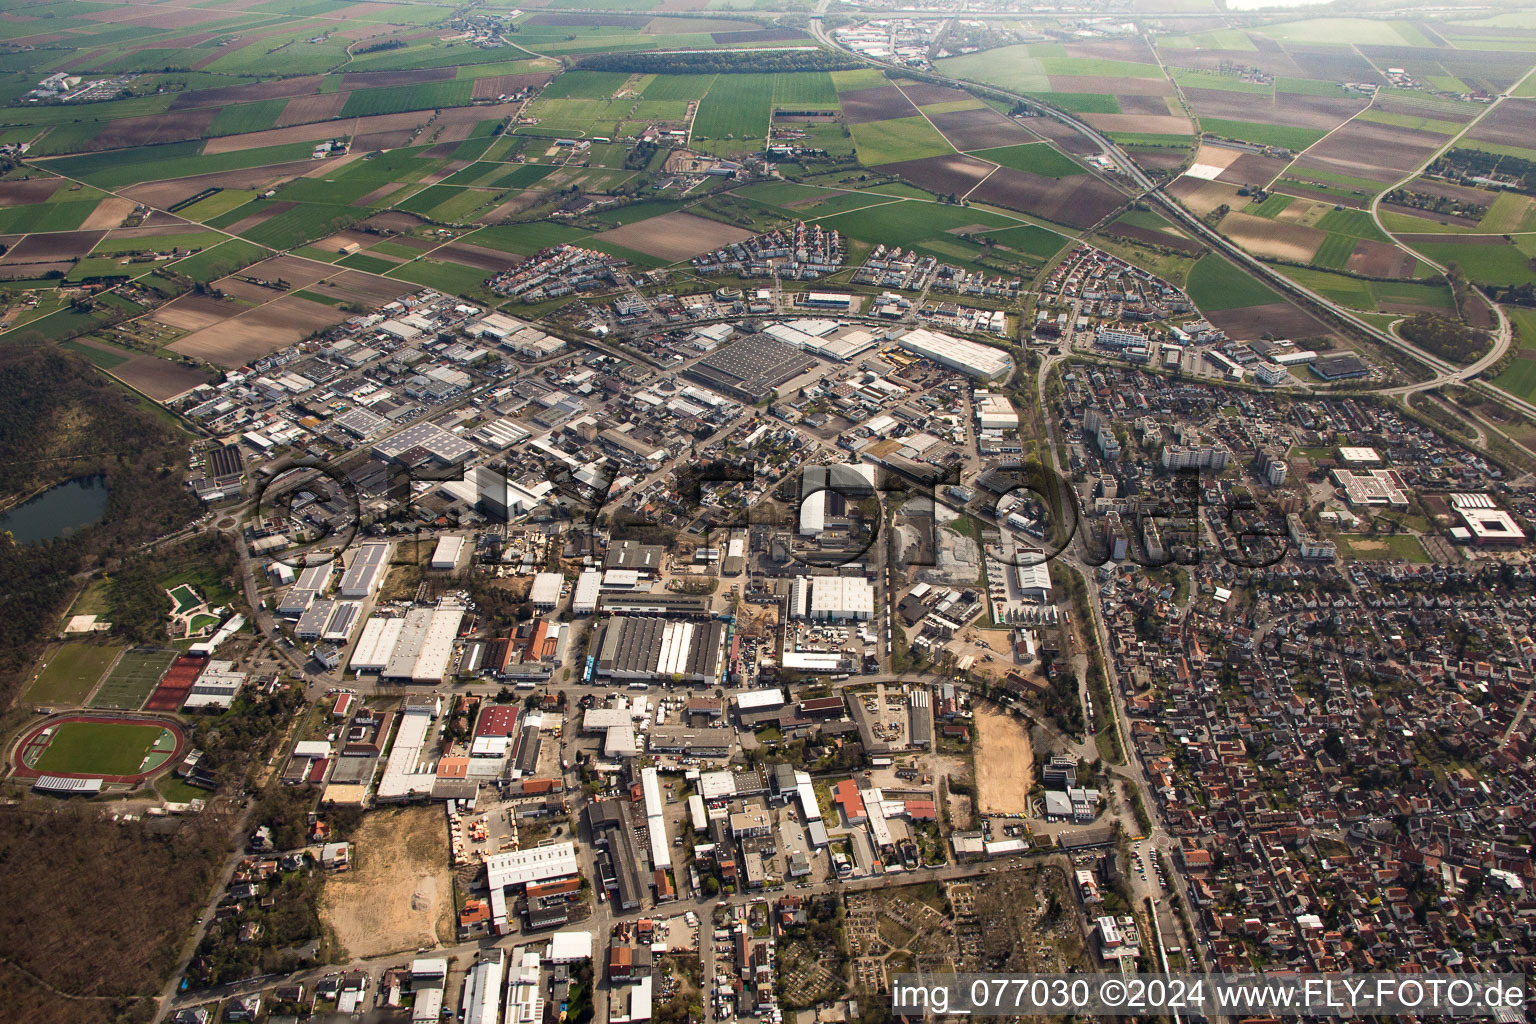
[375, 699, 436, 802]
[808, 576, 875, 621]
[973, 391, 1018, 430]
[182, 660, 247, 710]
[430, 535, 465, 570]
[529, 572, 563, 611]
[572, 569, 601, 615]
[895, 327, 1013, 381]
[460, 949, 505, 1024]
[351, 615, 405, 673]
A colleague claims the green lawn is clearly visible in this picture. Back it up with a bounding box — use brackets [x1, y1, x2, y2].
[968, 143, 1083, 178]
[43, 140, 317, 190]
[386, 257, 488, 297]
[33, 720, 171, 776]
[26, 644, 122, 705]
[1312, 232, 1360, 270]
[1333, 533, 1432, 563]
[936, 45, 1050, 94]
[1187, 253, 1282, 311]
[168, 238, 270, 283]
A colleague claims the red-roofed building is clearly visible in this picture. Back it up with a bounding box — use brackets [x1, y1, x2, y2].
[475, 704, 520, 738]
[834, 779, 867, 825]
[903, 799, 936, 820]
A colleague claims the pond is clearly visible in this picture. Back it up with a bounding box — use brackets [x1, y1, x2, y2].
[0, 475, 110, 544]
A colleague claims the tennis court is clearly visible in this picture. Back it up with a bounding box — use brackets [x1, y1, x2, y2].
[90, 648, 177, 710]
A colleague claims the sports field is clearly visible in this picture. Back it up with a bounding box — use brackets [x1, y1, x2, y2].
[26, 644, 122, 705]
[30, 720, 177, 777]
[91, 649, 176, 711]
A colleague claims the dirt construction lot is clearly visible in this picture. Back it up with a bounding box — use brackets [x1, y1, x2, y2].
[321, 806, 453, 960]
[973, 705, 1033, 815]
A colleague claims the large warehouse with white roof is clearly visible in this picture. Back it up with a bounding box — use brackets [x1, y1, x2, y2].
[895, 327, 1013, 381]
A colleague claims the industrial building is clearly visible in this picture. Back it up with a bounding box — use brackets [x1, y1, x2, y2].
[339, 542, 392, 598]
[894, 327, 1013, 382]
[484, 842, 580, 934]
[593, 616, 727, 683]
[381, 605, 466, 683]
[683, 333, 816, 402]
[430, 535, 464, 571]
[788, 575, 875, 621]
[373, 421, 476, 465]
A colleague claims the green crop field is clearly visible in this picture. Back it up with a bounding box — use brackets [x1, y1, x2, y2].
[92, 231, 222, 256]
[974, 223, 1069, 260]
[643, 74, 716, 101]
[1316, 208, 1392, 243]
[465, 221, 592, 254]
[338, 252, 399, 274]
[43, 141, 317, 189]
[26, 644, 122, 706]
[1312, 232, 1360, 270]
[340, 80, 473, 117]
[1187, 254, 1282, 310]
[1249, 193, 1296, 218]
[969, 143, 1083, 178]
[1028, 92, 1121, 114]
[850, 116, 952, 166]
[90, 649, 176, 711]
[1199, 118, 1325, 152]
[814, 198, 1015, 253]
[772, 72, 838, 107]
[936, 46, 1050, 94]
[33, 720, 172, 776]
[169, 239, 270, 284]
[240, 203, 356, 249]
[387, 257, 488, 297]
[1494, 307, 1536, 403]
[207, 99, 287, 137]
[1415, 239, 1536, 287]
[693, 73, 776, 145]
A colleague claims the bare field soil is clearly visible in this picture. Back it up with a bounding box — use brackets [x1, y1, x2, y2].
[472, 72, 556, 101]
[0, 230, 104, 262]
[202, 112, 429, 154]
[0, 180, 61, 206]
[315, 229, 378, 253]
[169, 294, 345, 366]
[85, 109, 216, 151]
[1082, 112, 1191, 135]
[840, 86, 919, 125]
[900, 82, 974, 107]
[598, 211, 753, 261]
[1064, 36, 1158, 63]
[477, 192, 544, 224]
[1185, 88, 1364, 130]
[878, 153, 995, 197]
[1021, 116, 1100, 155]
[1118, 95, 1177, 116]
[222, 201, 293, 236]
[1218, 152, 1290, 186]
[969, 167, 1124, 229]
[151, 293, 245, 332]
[1133, 150, 1190, 172]
[78, 197, 136, 230]
[1280, 178, 1371, 209]
[325, 269, 415, 305]
[928, 107, 1032, 151]
[109, 352, 213, 401]
[1221, 210, 1323, 261]
[119, 163, 313, 209]
[277, 92, 348, 127]
[1467, 98, 1536, 149]
[341, 68, 456, 89]
[216, 254, 331, 298]
[1296, 120, 1443, 183]
[170, 75, 323, 110]
[1347, 240, 1417, 278]
[1207, 300, 1337, 341]
[1171, 176, 1243, 215]
[0, 260, 71, 278]
[1286, 45, 1379, 82]
[361, 210, 429, 233]
[436, 240, 519, 272]
[321, 806, 453, 960]
[1110, 222, 1204, 256]
[1048, 74, 1169, 96]
[973, 706, 1032, 816]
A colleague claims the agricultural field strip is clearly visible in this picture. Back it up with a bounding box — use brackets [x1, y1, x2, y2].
[0, 167, 284, 340]
[1369, 63, 1536, 278]
[889, 80, 960, 157]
